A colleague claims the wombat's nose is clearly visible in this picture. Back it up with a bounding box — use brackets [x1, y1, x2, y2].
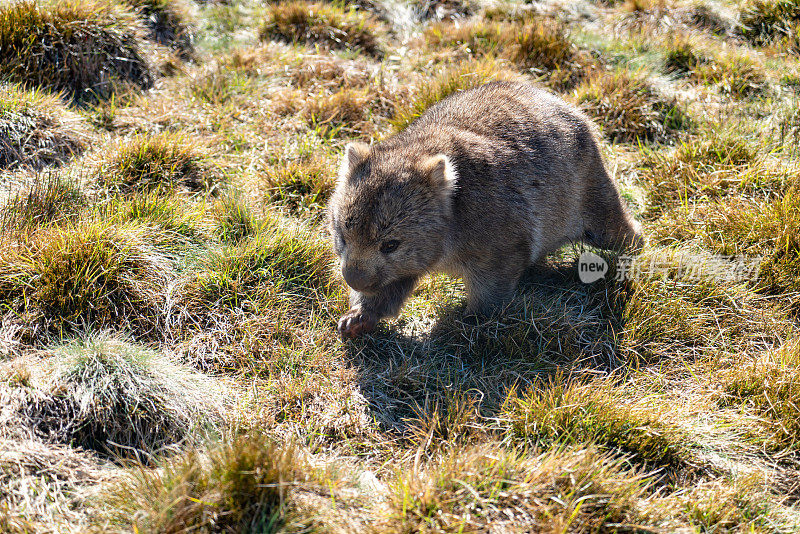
[342, 265, 371, 291]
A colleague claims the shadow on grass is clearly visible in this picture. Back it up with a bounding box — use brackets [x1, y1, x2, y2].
[343, 252, 636, 434]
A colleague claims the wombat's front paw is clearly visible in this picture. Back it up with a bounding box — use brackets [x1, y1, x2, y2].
[338, 309, 377, 339]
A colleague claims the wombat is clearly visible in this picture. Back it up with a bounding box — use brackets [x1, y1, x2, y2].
[327, 81, 643, 338]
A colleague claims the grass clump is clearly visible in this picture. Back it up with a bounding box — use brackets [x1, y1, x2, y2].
[424, 17, 593, 90]
[501, 378, 689, 469]
[409, 0, 477, 21]
[384, 443, 649, 533]
[19, 334, 222, 460]
[0, 0, 153, 105]
[717, 341, 800, 450]
[259, 1, 383, 57]
[191, 214, 338, 313]
[0, 173, 87, 232]
[261, 157, 334, 217]
[212, 193, 259, 244]
[0, 220, 170, 339]
[391, 59, 518, 131]
[100, 133, 222, 195]
[0, 85, 88, 170]
[740, 0, 800, 54]
[107, 434, 308, 532]
[574, 69, 690, 143]
[123, 0, 196, 58]
[691, 51, 768, 98]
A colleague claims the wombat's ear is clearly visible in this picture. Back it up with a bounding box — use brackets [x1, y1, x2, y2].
[422, 154, 457, 200]
[338, 142, 370, 185]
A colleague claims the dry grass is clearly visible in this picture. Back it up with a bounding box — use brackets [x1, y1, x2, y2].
[106, 434, 315, 532]
[0, 85, 89, 170]
[0, 0, 153, 104]
[423, 16, 596, 90]
[259, 1, 383, 57]
[124, 0, 196, 59]
[4, 334, 224, 461]
[574, 69, 691, 143]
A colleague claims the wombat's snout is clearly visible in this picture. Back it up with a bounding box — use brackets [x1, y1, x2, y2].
[342, 264, 373, 292]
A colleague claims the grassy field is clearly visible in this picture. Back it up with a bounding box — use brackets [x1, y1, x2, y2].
[1, 0, 799, 531]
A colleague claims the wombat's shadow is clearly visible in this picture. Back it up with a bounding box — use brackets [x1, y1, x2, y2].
[344, 250, 637, 435]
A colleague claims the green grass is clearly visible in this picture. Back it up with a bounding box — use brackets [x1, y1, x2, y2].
[99, 132, 222, 195]
[106, 434, 308, 532]
[574, 69, 691, 143]
[501, 377, 690, 469]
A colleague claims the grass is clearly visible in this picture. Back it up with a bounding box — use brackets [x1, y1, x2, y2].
[423, 16, 595, 90]
[15, 334, 223, 460]
[716, 340, 800, 450]
[384, 444, 650, 532]
[3, 0, 800, 530]
[574, 69, 691, 143]
[123, 0, 196, 59]
[99, 132, 222, 195]
[0, 0, 153, 104]
[740, 0, 800, 54]
[0, 85, 88, 170]
[259, 1, 383, 57]
[0, 220, 170, 340]
[0, 172, 87, 231]
[106, 433, 307, 532]
[501, 377, 690, 470]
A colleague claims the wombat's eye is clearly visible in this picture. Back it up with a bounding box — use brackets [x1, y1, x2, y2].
[380, 240, 400, 254]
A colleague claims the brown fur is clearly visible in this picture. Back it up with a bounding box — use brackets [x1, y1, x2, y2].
[327, 81, 643, 338]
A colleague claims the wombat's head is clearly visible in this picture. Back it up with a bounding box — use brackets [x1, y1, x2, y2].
[327, 141, 457, 294]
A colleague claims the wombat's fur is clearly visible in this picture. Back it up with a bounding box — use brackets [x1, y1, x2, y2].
[328, 81, 643, 338]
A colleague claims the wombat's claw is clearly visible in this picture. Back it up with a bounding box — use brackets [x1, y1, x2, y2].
[338, 309, 377, 339]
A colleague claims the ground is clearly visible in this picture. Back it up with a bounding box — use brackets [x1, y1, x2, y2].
[1, 0, 800, 532]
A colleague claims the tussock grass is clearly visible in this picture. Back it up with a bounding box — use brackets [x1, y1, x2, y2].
[0, 438, 105, 531]
[717, 341, 800, 450]
[259, 1, 383, 57]
[391, 59, 519, 131]
[384, 444, 650, 532]
[0, 0, 153, 104]
[574, 69, 690, 143]
[0, 173, 86, 232]
[691, 50, 768, 97]
[15, 334, 223, 460]
[99, 133, 222, 195]
[124, 0, 196, 58]
[0, 85, 89, 170]
[107, 434, 308, 532]
[740, 0, 800, 54]
[0, 220, 171, 340]
[424, 17, 595, 90]
[212, 193, 258, 244]
[501, 378, 690, 469]
[261, 157, 334, 216]
[189, 213, 339, 314]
